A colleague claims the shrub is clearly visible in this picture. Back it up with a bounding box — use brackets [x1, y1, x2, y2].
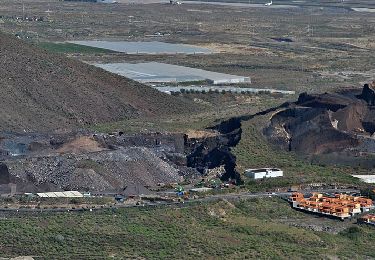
[340, 226, 362, 240]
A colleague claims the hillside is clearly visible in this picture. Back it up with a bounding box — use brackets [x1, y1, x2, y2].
[0, 33, 195, 132]
[265, 85, 375, 155]
[0, 198, 374, 259]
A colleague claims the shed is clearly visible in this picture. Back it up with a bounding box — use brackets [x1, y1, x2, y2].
[189, 187, 213, 193]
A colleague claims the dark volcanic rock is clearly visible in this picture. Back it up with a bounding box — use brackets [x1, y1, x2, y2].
[297, 92, 354, 111]
[0, 163, 12, 184]
[358, 82, 375, 106]
[186, 118, 243, 184]
[265, 83, 375, 157]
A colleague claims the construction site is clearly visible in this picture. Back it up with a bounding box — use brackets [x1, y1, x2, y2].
[289, 192, 374, 220]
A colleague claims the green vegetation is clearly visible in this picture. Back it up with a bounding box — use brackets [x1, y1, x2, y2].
[233, 118, 362, 190]
[91, 94, 285, 134]
[0, 198, 374, 259]
[92, 91, 365, 191]
[37, 42, 117, 54]
[360, 187, 375, 200]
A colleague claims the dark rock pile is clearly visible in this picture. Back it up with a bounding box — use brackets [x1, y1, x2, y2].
[186, 118, 243, 184]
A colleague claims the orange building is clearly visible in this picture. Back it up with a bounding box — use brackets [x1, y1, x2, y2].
[289, 193, 373, 220]
[358, 214, 375, 225]
[290, 192, 304, 202]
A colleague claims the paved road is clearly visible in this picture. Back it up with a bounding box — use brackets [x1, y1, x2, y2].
[190, 189, 360, 203]
[0, 189, 360, 214]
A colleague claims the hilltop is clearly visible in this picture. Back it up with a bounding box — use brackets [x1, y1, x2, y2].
[0, 33, 195, 132]
[264, 83, 375, 169]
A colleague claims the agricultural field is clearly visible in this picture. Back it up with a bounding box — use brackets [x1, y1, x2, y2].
[0, 0, 373, 93]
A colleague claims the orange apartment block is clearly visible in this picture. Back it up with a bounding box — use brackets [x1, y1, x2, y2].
[289, 193, 373, 219]
[290, 192, 304, 202]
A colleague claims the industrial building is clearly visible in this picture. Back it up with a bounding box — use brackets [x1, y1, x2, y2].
[289, 193, 374, 220]
[36, 191, 83, 198]
[245, 168, 283, 179]
[93, 62, 251, 85]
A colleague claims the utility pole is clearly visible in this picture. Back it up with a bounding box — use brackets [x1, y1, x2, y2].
[307, 24, 313, 37]
[22, 0, 25, 20]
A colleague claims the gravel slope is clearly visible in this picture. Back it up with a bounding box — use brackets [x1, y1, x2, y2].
[0, 33, 196, 132]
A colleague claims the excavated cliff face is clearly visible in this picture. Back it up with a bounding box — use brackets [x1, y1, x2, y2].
[265, 107, 359, 154]
[0, 163, 13, 184]
[358, 82, 375, 106]
[185, 118, 243, 184]
[265, 83, 375, 158]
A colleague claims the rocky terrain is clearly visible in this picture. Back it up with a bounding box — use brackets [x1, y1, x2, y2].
[186, 117, 243, 184]
[0, 132, 186, 192]
[6, 147, 183, 192]
[0, 32, 247, 193]
[264, 83, 375, 167]
[0, 127, 243, 192]
[0, 33, 196, 132]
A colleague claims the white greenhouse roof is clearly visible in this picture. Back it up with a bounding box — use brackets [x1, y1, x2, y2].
[36, 191, 83, 198]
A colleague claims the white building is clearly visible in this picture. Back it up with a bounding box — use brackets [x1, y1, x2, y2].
[189, 187, 213, 193]
[245, 168, 283, 179]
[36, 191, 83, 198]
[352, 175, 375, 184]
